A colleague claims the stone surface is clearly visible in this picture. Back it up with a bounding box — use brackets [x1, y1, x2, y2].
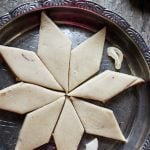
[91, 0, 150, 47]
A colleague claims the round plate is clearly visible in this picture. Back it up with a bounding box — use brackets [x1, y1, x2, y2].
[0, 0, 149, 150]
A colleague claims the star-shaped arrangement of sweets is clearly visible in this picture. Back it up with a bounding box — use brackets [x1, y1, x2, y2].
[0, 12, 144, 150]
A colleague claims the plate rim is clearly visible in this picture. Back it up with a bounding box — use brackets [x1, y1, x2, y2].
[0, 0, 149, 69]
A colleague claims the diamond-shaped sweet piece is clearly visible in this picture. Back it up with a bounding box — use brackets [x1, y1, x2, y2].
[15, 97, 65, 150]
[72, 97, 127, 142]
[54, 98, 84, 150]
[0, 82, 64, 114]
[0, 45, 63, 91]
[38, 12, 72, 92]
[69, 28, 106, 91]
[69, 70, 144, 103]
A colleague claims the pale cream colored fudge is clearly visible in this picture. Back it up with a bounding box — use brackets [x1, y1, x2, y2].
[0, 82, 64, 114]
[69, 28, 106, 91]
[38, 12, 72, 92]
[15, 97, 65, 150]
[72, 97, 127, 142]
[54, 98, 84, 150]
[0, 45, 62, 91]
[69, 70, 144, 103]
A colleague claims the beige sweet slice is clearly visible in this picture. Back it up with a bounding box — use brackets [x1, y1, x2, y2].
[38, 12, 72, 92]
[69, 28, 106, 91]
[72, 97, 127, 142]
[0, 45, 63, 91]
[54, 98, 84, 150]
[15, 97, 65, 150]
[0, 82, 64, 114]
[69, 70, 144, 103]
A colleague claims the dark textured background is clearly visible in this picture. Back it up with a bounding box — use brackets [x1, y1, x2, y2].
[0, 0, 149, 46]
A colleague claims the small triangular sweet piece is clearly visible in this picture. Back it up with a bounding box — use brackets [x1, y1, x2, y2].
[38, 12, 72, 92]
[72, 97, 127, 142]
[0, 45, 63, 91]
[15, 97, 65, 150]
[69, 70, 144, 103]
[54, 98, 84, 150]
[0, 82, 64, 114]
[69, 28, 106, 91]
[86, 138, 98, 150]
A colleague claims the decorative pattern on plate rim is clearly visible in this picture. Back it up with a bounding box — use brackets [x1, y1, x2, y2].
[0, 0, 149, 149]
[142, 133, 150, 150]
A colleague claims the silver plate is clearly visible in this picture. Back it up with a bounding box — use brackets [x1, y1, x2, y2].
[0, 1, 149, 150]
